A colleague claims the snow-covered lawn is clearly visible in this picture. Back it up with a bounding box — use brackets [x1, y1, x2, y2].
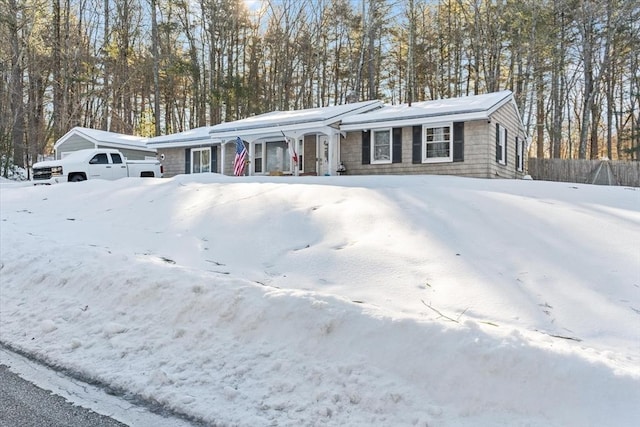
[1, 174, 638, 426]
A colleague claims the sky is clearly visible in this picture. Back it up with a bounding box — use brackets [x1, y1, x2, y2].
[1, 173, 639, 426]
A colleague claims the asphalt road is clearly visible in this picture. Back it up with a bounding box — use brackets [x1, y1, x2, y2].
[0, 364, 126, 427]
[0, 347, 200, 427]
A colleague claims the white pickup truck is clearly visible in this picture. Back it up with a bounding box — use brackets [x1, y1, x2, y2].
[32, 148, 162, 184]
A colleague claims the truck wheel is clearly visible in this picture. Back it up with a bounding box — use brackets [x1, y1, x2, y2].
[70, 174, 85, 182]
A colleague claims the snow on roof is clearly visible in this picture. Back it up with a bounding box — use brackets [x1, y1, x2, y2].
[340, 91, 514, 129]
[210, 100, 383, 136]
[146, 126, 216, 149]
[54, 127, 155, 152]
[140, 102, 384, 148]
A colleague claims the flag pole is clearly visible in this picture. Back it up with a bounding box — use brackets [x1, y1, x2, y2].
[281, 131, 299, 176]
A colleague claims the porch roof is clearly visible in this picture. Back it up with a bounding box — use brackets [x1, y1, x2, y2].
[209, 100, 383, 141]
[340, 91, 514, 131]
[146, 126, 215, 149]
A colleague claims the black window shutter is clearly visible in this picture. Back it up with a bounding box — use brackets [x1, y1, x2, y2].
[185, 148, 191, 173]
[504, 128, 508, 165]
[495, 123, 500, 162]
[362, 130, 371, 165]
[412, 125, 422, 164]
[453, 122, 464, 162]
[392, 127, 402, 163]
[211, 146, 218, 173]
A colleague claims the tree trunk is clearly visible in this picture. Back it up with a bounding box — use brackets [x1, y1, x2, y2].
[551, 5, 565, 159]
[102, 0, 110, 131]
[150, 0, 161, 136]
[578, 0, 594, 159]
[406, 0, 415, 106]
[52, 0, 63, 141]
[8, 0, 25, 168]
[536, 74, 545, 159]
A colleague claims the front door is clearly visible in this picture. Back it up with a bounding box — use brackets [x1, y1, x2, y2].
[191, 148, 211, 173]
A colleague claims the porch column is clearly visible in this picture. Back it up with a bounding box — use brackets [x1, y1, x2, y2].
[220, 140, 227, 175]
[248, 139, 255, 176]
[281, 132, 300, 176]
[327, 130, 340, 176]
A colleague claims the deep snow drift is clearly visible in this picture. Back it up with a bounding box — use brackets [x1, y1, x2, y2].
[1, 174, 639, 426]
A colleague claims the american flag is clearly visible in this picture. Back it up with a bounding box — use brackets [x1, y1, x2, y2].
[233, 137, 247, 176]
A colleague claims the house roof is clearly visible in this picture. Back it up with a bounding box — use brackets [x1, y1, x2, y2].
[340, 91, 517, 131]
[143, 102, 384, 148]
[54, 127, 156, 152]
[146, 126, 215, 149]
[209, 100, 383, 141]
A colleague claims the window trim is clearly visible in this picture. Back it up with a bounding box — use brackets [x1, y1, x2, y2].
[191, 147, 211, 174]
[422, 122, 453, 163]
[370, 128, 393, 164]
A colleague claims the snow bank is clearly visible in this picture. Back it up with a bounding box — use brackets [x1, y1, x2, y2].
[1, 175, 639, 426]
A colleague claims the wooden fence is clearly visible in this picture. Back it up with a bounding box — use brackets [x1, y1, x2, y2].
[527, 158, 640, 187]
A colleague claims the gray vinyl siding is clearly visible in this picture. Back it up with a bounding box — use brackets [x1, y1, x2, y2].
[56, 137, 93, 159]
[157, 147, 185, 177]
[223, 142, 237, 176]
[340, 102, 527, 179]
[158, 145, 220, 177]
[488, 102, 527, 179]
[303, 134, 316, 174]
[341, 122, 493, 178]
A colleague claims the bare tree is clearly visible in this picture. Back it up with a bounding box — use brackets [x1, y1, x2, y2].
[577, 0, 598, 159]
[406, 0, 416, 105]
[150, 0, 161, 135]
[550, 0, 568, 159]
[6, 0, 25, 169]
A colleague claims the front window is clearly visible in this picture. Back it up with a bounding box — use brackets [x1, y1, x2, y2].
[254, 143, 263, 173]
[372, 129, 391, 163]
[265, 141, 292, 173]
[191, 147, 211, 173]
[424, 124, 452, 163]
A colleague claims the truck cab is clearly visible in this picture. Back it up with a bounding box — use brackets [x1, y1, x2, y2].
[87, 151, 128, 180]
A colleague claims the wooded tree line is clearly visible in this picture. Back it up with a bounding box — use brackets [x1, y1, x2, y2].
[1, 0, 639, 175]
